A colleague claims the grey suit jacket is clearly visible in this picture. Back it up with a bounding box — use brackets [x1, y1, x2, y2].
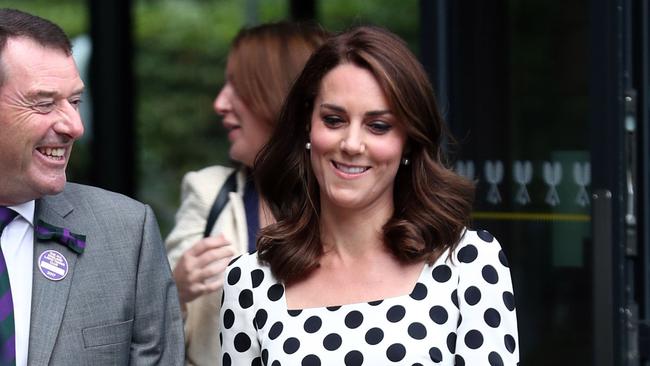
[27, 183, 184, 365]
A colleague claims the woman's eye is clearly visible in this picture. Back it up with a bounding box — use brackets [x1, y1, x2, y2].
[368, 121, 392, 134]
[322, 115, 343, 127]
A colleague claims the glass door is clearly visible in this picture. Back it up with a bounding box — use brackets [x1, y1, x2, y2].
[424, 0, 640, 364]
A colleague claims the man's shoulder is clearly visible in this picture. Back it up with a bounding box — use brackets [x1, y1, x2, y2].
[57, 182, 146, 211]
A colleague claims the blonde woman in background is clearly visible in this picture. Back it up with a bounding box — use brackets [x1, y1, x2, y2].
[165, 21, 328, 365]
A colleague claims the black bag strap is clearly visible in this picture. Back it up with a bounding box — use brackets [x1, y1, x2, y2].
[203, 170, 238, 238]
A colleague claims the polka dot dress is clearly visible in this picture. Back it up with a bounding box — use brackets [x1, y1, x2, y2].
[219, 229, 519, 365]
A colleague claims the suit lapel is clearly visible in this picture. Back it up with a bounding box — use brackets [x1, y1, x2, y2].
[28, 194, 80, 364]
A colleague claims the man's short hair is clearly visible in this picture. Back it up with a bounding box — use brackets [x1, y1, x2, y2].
[0, 8, 73, 87]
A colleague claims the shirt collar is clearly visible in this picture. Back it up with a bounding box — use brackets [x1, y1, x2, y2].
[9, 200, 35, 226]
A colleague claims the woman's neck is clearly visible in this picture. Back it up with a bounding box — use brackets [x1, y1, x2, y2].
[318, 199, 394, 260]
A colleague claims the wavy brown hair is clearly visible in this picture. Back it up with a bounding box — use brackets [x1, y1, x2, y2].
[227, 21, 329, 128]
[255, 25, 475, 283]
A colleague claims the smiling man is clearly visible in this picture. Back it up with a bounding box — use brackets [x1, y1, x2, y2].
[0, 8, 183, 365]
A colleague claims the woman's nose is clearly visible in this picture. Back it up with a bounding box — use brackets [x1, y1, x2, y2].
[213, 83, 233, 116]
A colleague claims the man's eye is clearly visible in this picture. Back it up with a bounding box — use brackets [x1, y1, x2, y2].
[70, 99, 83, 110]
[33, 102, 55, 113]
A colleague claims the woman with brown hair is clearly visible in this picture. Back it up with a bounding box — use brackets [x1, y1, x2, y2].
[165, 21, 328, 365]
[220, 25, 519, 365]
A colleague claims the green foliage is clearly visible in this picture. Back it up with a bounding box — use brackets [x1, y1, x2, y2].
[135, 0, 291, 234]
[320, 0, 419, 53]
[0, 0, 87, 37]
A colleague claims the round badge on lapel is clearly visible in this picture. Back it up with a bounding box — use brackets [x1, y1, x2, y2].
[38, 249, 68, 281]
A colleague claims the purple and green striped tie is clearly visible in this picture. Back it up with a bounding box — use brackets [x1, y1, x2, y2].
[0, 207, 17, 366]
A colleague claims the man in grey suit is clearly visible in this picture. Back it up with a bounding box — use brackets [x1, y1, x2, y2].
[0, 8, 184, 365]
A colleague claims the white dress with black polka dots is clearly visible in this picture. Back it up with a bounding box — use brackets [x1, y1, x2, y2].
[219, 229, 519, 365]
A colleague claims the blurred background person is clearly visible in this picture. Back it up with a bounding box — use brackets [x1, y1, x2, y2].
[165, 21, 328, 365]
[220, 25, 519, 365]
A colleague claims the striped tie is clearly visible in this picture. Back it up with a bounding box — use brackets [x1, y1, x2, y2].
[0, 207, 17, 366]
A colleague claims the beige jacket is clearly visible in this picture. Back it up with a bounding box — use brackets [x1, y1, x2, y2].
[165, 165, 249, 366]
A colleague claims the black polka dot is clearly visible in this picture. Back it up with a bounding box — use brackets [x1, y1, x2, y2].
[288, 309, 302, 317]
[429, 305, 448, 324]
[408, 322, 427, 340]
[482, 265, 499, 284]
[283, 337, 300, 354]
[344, 350, 363, 366]
[227, 267, 241, 285]
[464, 286, 482, 305]
[498, 249, 509, 267]
[234, 332, 251, 352]
[464, 329, 484, 349]
[455, 354, 465, 366]
[410, 283, 427, 300]
[386, 305, 406, 323]
[458, 244, 478, 263]
[429, 347, 443, 362]
[484, 308, 501, 328]
[368, 300, 383, 306]
[271, 361, 280, 366]
[239, 289, 253, 308]
[323, 333, 342, 351]
[365, 327, 384, 345]
[262, 349, 269, 365]
[432, 265, 452, 282]
[252, 357, 262, 366]
[451, 290, 459, 308]
[267, 284, 284, 301]
[223, 309, 235, 329]
[228, 255, 241, 266]
[302, 354, 320, 366]
[222, 352, 231, 366]
[327, 305, 341, 311]
[457, 314, 463, 327]
[220, 332, 222, 346]
[254, 309, 267, 329]
[505, 334, 516, 353]
[304, 316, 322, 333]
[446, 332, 456, 353]
[489, 352, 504, 366]
[503, 291, 516, 311]
[345, 310, 364, 329]
[251, 269, 264, 288]
[386, 343, 406, 362]
[478, 229, 494, 242]
[268, 322, 283, 340]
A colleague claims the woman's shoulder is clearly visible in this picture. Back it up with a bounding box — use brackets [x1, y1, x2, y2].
[179, 165, 242, 201]
[449, 228, 509, 267]
[225, 251, 274, 283]
[182, 165, 237, 186]
[227, 251, 260, 269]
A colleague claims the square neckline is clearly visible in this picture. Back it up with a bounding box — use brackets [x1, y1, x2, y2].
[283, 261, 433, 311]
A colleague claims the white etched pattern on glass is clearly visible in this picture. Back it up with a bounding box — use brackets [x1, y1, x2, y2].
[513, 160, 533, 205]
[484, 160, 504, 205]
[455, 160, 476, 181]
[543, 161, 562, 206]
[573, 162, 591, 207]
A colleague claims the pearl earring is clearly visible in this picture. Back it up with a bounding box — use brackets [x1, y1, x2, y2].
[401, 158, 410, 166]
[305, 142, 311, 150]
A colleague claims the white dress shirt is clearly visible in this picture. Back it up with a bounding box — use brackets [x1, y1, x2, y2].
[4, 201, 34, 366]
